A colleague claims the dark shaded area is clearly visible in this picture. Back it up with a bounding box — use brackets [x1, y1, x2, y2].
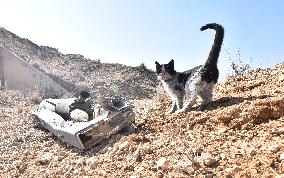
[203, 95, 272, 111]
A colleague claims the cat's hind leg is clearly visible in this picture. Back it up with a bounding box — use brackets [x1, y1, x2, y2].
[166, 101, 177, 114]
[167, 93, 183, 114]
[174, 82, 197, 114]
[198, 82, 214, 111]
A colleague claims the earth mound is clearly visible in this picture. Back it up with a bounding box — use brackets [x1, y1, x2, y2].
[0, 27, 284, 177]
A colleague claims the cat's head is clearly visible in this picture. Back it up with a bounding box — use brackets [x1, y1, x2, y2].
[155, 59, 176, 81]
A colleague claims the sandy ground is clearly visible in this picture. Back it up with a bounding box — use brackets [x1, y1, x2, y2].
[1, 63, 284, 177]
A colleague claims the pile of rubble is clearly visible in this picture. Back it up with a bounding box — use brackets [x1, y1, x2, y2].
[0, 62, 283, 177]
[0, 27, 158, 100]
[1, 27, 284, 177]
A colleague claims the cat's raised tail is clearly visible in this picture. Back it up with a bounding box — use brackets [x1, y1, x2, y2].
[200, 23, 224, 67]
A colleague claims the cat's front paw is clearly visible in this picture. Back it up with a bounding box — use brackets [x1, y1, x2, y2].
[166, 110, 175, 115]
[197, 104, 209, 111]
[166, 105, 177, 115]
[173, 109, 185, 114]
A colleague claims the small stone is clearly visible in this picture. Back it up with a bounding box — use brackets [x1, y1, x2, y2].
[204, 173, 214, 178]
[279, 152, 284, 161]
[225, 165, 242, 175]
[278, 162, 284, 172]
[113, 143, 119, 152]
[134, 166, 144, 173]
[233, 165, 242, 172]
[133, 150, 142, 162]
[87, 157, 100, 169]
[119, 141, 130, 150]
[177, 159, 193, 169]
[278, 75, 284, 82]
[142, 144, 152, 154]
[224, 173, 234, 178]
[148, 133, 157, 141]
[156, 157, 169, 170]
[204, 158, 217, 167]
[47, 132, 54, 137]
[57, 156, 65, 162]
[268, 145, 280, 153]
[249, 149, 257, 156]
[44, 141, 53, 147]
[128, 144, 136, 152]
[99, 170, 107, 176]
[58, 151, 66, 157]
[23, 150, 30, 156]
[3, 134, 10, 139]
[201, 153, 216, 167]
[73, 169, 79, 174]
[220, 153, 227, 160]
[13, 160, 27, 173]
[37, 153, 52, 165]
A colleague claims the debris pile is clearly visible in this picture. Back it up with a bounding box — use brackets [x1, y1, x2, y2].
[0, 28, 284, 177]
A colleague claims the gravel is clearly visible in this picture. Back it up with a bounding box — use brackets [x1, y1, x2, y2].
[1, 28, 284, 177]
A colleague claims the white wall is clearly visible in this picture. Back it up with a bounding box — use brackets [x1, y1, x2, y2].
[0, 45, 66, 97]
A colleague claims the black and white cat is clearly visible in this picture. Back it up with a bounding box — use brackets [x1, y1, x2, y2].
[155, 23, 224, 114]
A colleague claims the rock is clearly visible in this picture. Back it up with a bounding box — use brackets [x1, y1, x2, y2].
[37, 153, 52, 165]
[148, 133, 157, 141]
[70, 109, 89, 122]
[47, 132, 54, 137]
[177, 159, 193, 169]
[224, 173, 234, 178]
[113, 143, 120, 151]
[133, 150, 143, 162]
[204, 173, 214, 178]
[156, 157, 169, 170]
[44, 141, 53, 147]
[220, 153, 227, 160]
[119, 141, 130, 150]
[57, 155, 65, 162]
[201, 153, 217, 167]
[128, 144, 136, 152]
[267, 145, 280, 153]
[278, 162, 284, 173]
[278, 75, 284, 82]
[141, 144, 152, 154]
[279, 152, 284, 161]
[13, 160, 27, 173]
[204, 158, 217, 167]
[249, 149, 257, 156]
[56, 151, 66, 161]
[87, 157, 100, 169]
[58, 151, 66, 157]
[89, 159, 100, 169]
[23, 150, 30, 156]
[134, 166, 144, 173]
[225, 165, 242, 175]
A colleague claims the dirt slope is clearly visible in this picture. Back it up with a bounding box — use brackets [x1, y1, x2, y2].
[0, 27, 158, 100]
[0, 63, 283, 177]
[0, 28, 284, 177]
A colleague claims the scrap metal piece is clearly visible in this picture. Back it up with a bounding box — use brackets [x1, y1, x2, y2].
[32, 97, 135, 149]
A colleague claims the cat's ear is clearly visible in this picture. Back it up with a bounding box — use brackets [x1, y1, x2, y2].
[168, 59, 174, 67]
[155, 61, 160, 66]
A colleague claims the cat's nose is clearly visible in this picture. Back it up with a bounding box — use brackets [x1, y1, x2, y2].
[159, 74, 164, 78]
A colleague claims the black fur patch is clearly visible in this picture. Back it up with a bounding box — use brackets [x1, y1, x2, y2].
[174, 84, 183, 91]
[200, 65, 219, 83]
